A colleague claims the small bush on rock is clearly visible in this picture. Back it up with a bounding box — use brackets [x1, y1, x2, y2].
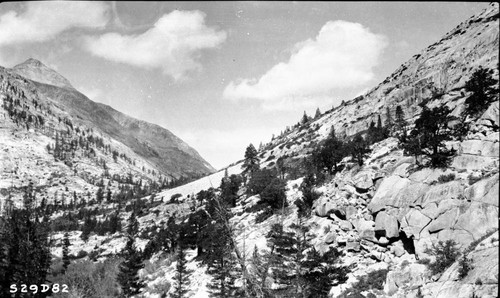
[458, 254, 473, 279]
[424, 240, 460, 275]
[339, 269, 388, 297]
[437, 173, 456, 184]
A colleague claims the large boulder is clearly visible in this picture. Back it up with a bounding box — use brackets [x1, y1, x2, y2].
[401, 209, 432, 239]
[369, 176, 428, 213]
[374, 211, 400, 238]
[338, 219, 353, 231]
[315, 197, 336, 217]
[351, 218, 377, 241]
[345, 205, 358, 220]
[352, 170, 374, 190]
[346, 239, 361, 252]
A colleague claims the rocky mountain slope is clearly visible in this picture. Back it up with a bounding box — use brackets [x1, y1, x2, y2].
[9, 58, 214, 177]
[0, 59, 213, 208]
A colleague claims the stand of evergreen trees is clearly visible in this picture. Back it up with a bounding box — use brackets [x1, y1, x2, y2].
[0, 185, 52, 297]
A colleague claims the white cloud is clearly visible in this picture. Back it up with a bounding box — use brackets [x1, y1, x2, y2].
[223, 20, 387, 110]
[0, 2, 109, 46]
[83, 10, 227, 80]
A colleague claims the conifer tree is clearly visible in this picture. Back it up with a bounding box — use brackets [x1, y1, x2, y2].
[106, 188, 112, 203]
[207, 245, 239, 298]
[80, 214, 94, 242]
[274, 157, 285, 180]
[242, 144, 260, 179]
[301, 111, 309, 125]
[314, 108, 321, 119]
[250, 245, 271, 297]
[347, 135, 371, 166]
[0, 186, 51, 297]
[300, 247, 351, 298]
[220, 174, 243, 207]
[312, 127, 346, 175]
[170, 245, 192, 298]
[117, 212, 144, 297]
[463, 67, 497, 117]
[62, 232, 71, 274]
[401, 105, 455, 168]
[265, 222, 351, 298]
[295, 174, 320, 218]
[206, 211, 240, 298]
[266, 223, 302, 297]
[96, 187, 104, 203]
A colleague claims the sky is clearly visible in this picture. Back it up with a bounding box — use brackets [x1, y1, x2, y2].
[0, 1, 490, 170]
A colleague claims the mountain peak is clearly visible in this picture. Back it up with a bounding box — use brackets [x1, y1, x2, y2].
[11, 58, 74, 89]
[18, 58, 45, 67]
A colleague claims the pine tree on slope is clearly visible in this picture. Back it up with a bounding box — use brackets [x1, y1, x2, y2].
[0, 186, 51, 297]
[62, 232, 71, 274]
[242, 144, 260, 179]
[170, 245, 192, 298]
[117, 212, 144, 297]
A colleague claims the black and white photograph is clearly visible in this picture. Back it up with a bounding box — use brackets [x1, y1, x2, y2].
[0, 1, 498, 297]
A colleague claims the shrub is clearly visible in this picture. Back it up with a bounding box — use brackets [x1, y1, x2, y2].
[400, 260, 410, 269]
[437, 173, 456, 184]
[359, 269, 388, 290]
[424, 240, 460, 275]
[467, 173, 482, 185]
[341, 269, 388, 296]
[417, 258, 431, 265]
[458, 254, 473, 279]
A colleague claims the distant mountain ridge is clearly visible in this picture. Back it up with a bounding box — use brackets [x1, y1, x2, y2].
[2, 58, 214, 178]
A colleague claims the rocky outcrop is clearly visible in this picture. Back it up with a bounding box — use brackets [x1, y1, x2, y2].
[375, 211, 400, 238]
